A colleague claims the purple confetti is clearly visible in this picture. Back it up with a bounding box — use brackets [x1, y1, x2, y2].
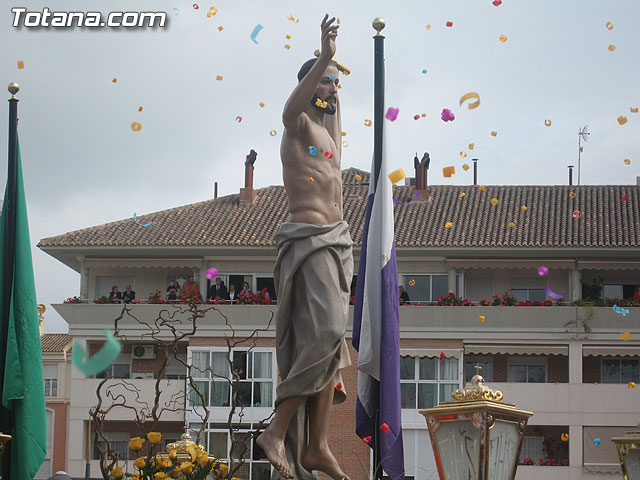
[385, 107, 400, 121]
[441, 108, 455, 122]
[545, 285, 566, 300]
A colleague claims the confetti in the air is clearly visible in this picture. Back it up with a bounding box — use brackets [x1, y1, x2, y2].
[460, 152, 468, 158]
[490, 198, 499, 206]
[614, 306, 630, 317]
[207, 6, 217, 17]
[608, 44, 616, 52]
[561, 433, 569, 442]
[446, 21, 453, 27]
[443, 166, 455, 177]
[131, 122, 142, 132]
[499, 34, 508, 43]
[363, 436, 372, 444]
[631, 107, 638, 113]
[138, 106, 143, 112]
[538, 266, 549, 277]
[422, 69, 427, 74]
[441, 109, 455, 122]
[250, 24, 264, 44]
[205, 268, 219, 280]
[622, 193, 628, 201]
[259, 102, 265, 108]
[545, 119, 552, 126]
[545, 286, 566, 300]
[218, 26, 223, 31]
[235, 116, 242, 122]
[460, 192, 466, 197]
[364, 119, 372, 126]
[425, 24, 431, 30]
[459, 92, 481, 109]
[286, 34, 292, 39]
[308, 146, 317, 156]
[385, 107, 400, 121]
[72, 330, 122, 376]
[469, 143, 475, 150]
[355, 174, 362, 181]
[445, 222, 453, 229]
[132, 212, 152, 227]
[493, 0, 502, 5]
[409, 279, 416, 286]
[324, 151, 334, 159]
[624, 159, 631, 165]
[478, 315, 485, 322]
[380, 423, 391, 433]
[216, 75, 223, 81]
[569, 192, 577, 198]
[112, 77, 117, 83]
[284, 44, 291, 50]
[606, 21, 614, 30]
[618, 115, 628, 125]
[490, 130, 498, 137]
[521, 205, 527, 211]
[462, 163, 470, 171]
[629, 382, 636, 389]
[388, 168, 406, 184]
[193, 3, 199, 9]
[308, 177, 314, 182]
[572, 209, 582, 218]
[17, 61, 24, 69]
[594, 438, 601, 446]
[269, 130, 277, 136]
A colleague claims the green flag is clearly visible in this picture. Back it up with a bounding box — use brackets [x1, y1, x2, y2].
[0, 139, 47, 479]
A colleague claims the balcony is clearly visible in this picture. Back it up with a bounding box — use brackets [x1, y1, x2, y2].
[515, 466, 570, 480]
[69, 378, 184, 422]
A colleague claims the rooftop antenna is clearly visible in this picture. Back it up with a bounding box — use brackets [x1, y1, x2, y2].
[577, 125, 590, 185]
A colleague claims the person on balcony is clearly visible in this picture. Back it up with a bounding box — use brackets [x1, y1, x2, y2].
[399, 285, 410, 305]
[180, 275, 200, 298]
[241, 281, 253, 295]
[228, 284, 238, 304]
[122, 284, 136, 303]
[166, 280, 180, 301]
[208, 277, 228, 301]
[109, 286, 122, 302]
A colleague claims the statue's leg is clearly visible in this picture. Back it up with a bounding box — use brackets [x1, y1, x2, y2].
[257, 395, 305, 479]
[301, 380, 350, 480]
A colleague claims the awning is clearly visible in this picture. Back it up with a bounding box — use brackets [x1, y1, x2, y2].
[583, 346, 640, 357]
[464, 344, 568, 356]
[446, 259, 575, 270]
[400, 349, 462, 359]
[578, 260, 640, 271]
[583, 426, 628, 474]
[86, 258, 202, 269]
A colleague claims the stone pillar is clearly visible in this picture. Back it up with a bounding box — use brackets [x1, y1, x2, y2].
[448, 268, 457, 294]
[571, 266, 581, 302]
[79, 256, 89, 300]
[200, 258, 208, 299]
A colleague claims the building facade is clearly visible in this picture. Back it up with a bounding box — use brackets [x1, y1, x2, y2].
[39, 169, 640, 479]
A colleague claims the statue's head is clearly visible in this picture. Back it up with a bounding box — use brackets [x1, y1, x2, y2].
[297, 58, 339, 115]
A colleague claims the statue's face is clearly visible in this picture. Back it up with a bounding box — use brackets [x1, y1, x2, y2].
[312, 64, 339, 115]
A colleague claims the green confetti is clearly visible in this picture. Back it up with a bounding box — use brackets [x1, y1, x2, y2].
[72, 330, 122, 376]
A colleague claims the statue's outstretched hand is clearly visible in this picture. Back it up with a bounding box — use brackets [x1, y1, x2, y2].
[320, 14, 339, 59]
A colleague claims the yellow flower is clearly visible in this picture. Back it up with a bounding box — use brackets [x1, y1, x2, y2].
[110, 466, 124, 479]
[133, 457, 146, 469]
[147, 432, 163, 445]
[218, 463, 229, 477]
[168, 449, 177, 460]
[180, 462, 195, 474]
[157, 456, 172, 469]
[154, 473, 168, 480]
[197, 452, 211, 468]
[131, 474, 142, 480]
[170, 470, 181, 478]
[186, 444, 197, 462]
[129, 437, 145, 451]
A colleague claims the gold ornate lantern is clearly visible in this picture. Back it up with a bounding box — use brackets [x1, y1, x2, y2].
[420, 366, 533, 480]
[0, 433, 11, 460]
[612, 429, 640, 480]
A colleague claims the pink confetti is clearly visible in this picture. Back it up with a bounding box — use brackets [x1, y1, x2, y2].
[205, 268, 218, 280]
[572, 210, 582, 219]
[537, 266, 548, 277]
[235, 116, 242, 122]
[441, 108, 455, 122]
[363, 436, 372, 444]
[413, 114, 420, 120]
[193, 3, 199, 9]
[446, 21, 453, 27]
[492, 0, 502, 6]
[324, 150, 334, 159]
[380, 423, 391, 433]
[385, 107, 400, 121]
[622, 193, 628, 201]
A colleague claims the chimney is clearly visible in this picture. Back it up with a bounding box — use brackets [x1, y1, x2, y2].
[214, 181, 218, 199]
[637, 176, 640, 186]
[413, 152, 430, 200]
[568, 166, 574, 186]
[472, 158, 479, 185]
[239, 149, 258, 205]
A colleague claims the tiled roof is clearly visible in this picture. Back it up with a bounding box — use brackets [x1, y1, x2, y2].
[38, 168, 640, 249]
[41, 333, 72, 352]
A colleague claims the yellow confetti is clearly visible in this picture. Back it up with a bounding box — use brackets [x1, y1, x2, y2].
[364, 119, 372, 127]
[286, 34, 291, 39]
[544, 119, 552, 126]
[337, 84, 342, 89]
[469, 143, 475, 150]
[490, 131, 497, 137]
[606, 21, 614, 30]
[460, 152, 467, 158]
[138, 106, 143, 112]
[462, 164, 470, 171]
[341, 131, 347, 136]
[631, 107, 638, 113]
[131, 122, 142, 132]
[618, 115, 628, 125]
[442, 166, 455, 177]
[499, 34, 508, 43]
[479, 185, 485, 191]
[561, 433, 569, 442]
[287, 14, 299, 23]
[490, 198, 499, 206]
[459, 91, 481, 109]
[269, 130, 277, 136]
[460, 192, 466, 197]
[284, 44, 291, 50]
[388, 168, 407, 184]
[308, 177, 314, 182]
[259, 102, 265, 108]
[421, 113, 426, 117]
[624, 158, 631, 165]
[425, 24, 431, 30]
[445, 222, 453, 229]
[478, 315, 485, 322]
[216, 75, 223, 81]
[337, 18, 341, 24]
[17, 60, 24, 69]
[315, 98, 328, 108]
[569, 192, 577, 198]
[521, 205, 527, 211]
[409, 279, 416, 286]
[112, 77, 118, 83]
[355, 174, 362, 181]
[509, 221, 515, 227]
[629, 382, 636, 389]
[207, 6, 217, 17]
[620, 331, 631, 341]
[218, 26, 224, 31]
[608, 44, 616, 52]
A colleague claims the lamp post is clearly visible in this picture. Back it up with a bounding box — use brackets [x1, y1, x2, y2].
[612, 429, 640, 480]
[420, 366, 533, 480]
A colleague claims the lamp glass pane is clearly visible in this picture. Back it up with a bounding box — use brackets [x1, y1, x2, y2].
[625, 448, 640, 480]
[489, 420, 520, 480]
[434, 420, 479, 480]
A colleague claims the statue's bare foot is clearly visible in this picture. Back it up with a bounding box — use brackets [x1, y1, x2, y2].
[302, 446, 350, 480]
[256, 430, 294, 479]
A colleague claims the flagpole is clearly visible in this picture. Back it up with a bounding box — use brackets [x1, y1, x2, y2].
[1, 82, 20, 479]
[371, 17, 386, 480]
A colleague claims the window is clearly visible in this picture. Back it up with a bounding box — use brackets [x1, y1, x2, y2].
[35, 410, 54, 479]
[518, 436, 545, 464]
[400, 356, 459, 409]
[93, 432, 129, 460]
[95, 276, 134, 298]
[402, 275, 449, 302]
[464, 356, 493, 383]
[510, 289, 547, 302]
[508, 357, 546, 383]
[165, 353, 187, 380]
[96, 363, 131, 379]
[188, 349, 275, 409]
[256, 277, 277, 300]
[601, 359, 639, 384]
[603, 284, 623, 299]
[43, 364, 58, 397]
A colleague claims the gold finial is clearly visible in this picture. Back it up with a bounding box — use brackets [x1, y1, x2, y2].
[451, 363, 504, 402]
[372, 17, 386, 35]
[8, 82, 19, 99]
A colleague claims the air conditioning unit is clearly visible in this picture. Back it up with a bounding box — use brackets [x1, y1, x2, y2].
[132, 345, 155, 360]
[133, 372, 155, 380]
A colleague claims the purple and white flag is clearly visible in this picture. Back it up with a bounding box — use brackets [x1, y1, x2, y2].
[352, 124, 404, 480]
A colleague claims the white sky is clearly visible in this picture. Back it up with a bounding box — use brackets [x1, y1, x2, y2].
[1, 0, 639, 333]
